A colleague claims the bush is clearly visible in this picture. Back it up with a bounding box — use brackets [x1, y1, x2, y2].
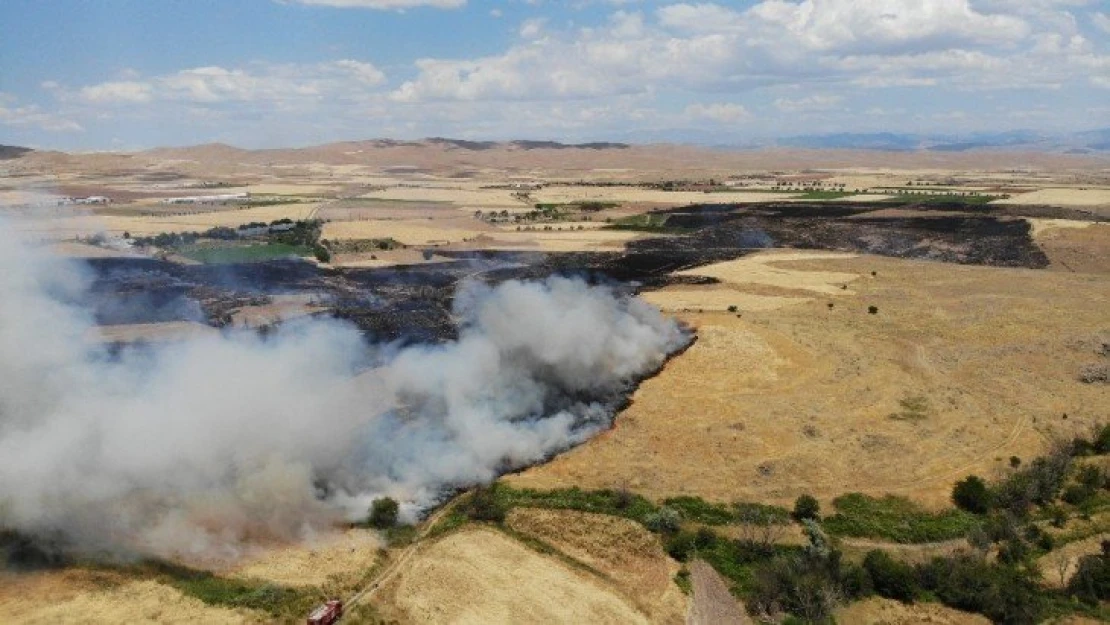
[312, 244, 331, 263]
[1062, 484, 1096, 507]
[863, 550, 918, 603]
[792, 495, 820, 521]
[991, 446, 1072, 517]
[1094, 424, 1110, 455]
[917, 554, 1047, 624]
[952, 475, 992, 514]
[1067, 543, 1110, 604]
[368, 497, 399, 529]
[644, 507, 682, 534]
[822, 493, 981, 543]
[662, 496, 735, 525]
[665, 530, 698, 561]
[466, 485, 507, 523]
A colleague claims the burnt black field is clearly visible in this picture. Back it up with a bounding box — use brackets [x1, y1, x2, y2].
[84, 200, 1100, 344]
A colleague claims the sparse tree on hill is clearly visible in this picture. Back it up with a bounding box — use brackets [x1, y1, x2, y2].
[368, 497, 399, 528]
[793, 495, 820, 521]
[952, 475, 991, 514]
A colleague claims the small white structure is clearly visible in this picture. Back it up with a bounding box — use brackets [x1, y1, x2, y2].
[159, 192, 249, 205]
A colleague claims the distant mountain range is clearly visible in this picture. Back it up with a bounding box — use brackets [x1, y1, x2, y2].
[754, 129, 1110, 153]
[0, 145, 34, 160]
[4, 130, 1108, 160]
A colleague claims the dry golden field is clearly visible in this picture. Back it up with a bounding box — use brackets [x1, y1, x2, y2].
[373, 528, 652, 624]
[3, 142, 1110, 624]
[0, 572, 259, 624]
[509, 252, 1110, 509]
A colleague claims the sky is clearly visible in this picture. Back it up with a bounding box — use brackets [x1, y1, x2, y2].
[1, 0, 1108, 150]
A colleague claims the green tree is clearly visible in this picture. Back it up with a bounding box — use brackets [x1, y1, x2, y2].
[368, 497, 399, 529]
[466, 484, 506, 523]
[792, 495, 820, 521]
[952, 475, 991, 514]
[863, 550, 918, 603]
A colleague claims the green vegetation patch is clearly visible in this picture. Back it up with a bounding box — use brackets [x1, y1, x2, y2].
[176, 242, 313, 264]
[603, 212, 690, 233]
[823, 493, 982, 543]
[98, 559, 318, 617]
[493, 485, 658, 524]
[326, 238, 404, 253]
[793, 191, 859, 200]
[877, 194, 1000, 206]
[663, 496, 791, 526]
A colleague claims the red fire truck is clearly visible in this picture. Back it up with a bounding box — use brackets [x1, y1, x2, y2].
[306, 599, 343, 625]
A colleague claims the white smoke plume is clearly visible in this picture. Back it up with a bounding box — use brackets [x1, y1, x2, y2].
[0, 220, 688, 560]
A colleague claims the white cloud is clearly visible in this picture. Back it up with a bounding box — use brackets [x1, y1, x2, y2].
[684, 102, 751, 123]
[390, 0, 1104, 106]
[519, 17, 547, 39]
[282, 0, 465, 9]
[75, 60, 385, 106]
[746, 0, 1029, 53]
[0, 94, 83, 132]
[774, 94, 844, 112]
[1093, 12, 1110, 35]
[80, 81, 154, 104]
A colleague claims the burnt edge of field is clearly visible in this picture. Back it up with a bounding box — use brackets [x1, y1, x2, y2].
[80, 199, 1089, 345]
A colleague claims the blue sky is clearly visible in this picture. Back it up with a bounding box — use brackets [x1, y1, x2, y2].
[1, 0, 1108, 149]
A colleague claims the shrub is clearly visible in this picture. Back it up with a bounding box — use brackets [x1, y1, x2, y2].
[313, 244, 331, 263]
[1049, 505, 1069, 528]
[991, 446, 1072, 517]
[466, 485, 507, 523]
[1062, 484, 1095, 507]
[822, 493, 981, 543]
[665, 530, 698, 561]
[863, 550, 918, 603]
[917, 554, 1047, 624]
[792, 495, 820, 521]
[868, 306, 879, 314]
[644, 507, 682, 534]
[1094, 424, 1110, 454]
[952, 475, 991, 514]
[663, 496, 734, 525]
[368, 497, 399, 529]
[1067, 542, 1110, 604]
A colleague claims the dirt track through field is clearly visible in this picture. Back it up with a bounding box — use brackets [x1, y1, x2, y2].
[342, 498, 459, 617]
[687, 560, 749, 625]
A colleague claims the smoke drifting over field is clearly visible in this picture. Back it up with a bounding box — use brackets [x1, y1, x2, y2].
[0, 221, 688, 560]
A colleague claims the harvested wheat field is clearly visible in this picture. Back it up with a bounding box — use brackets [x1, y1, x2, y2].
[509, 253, 1110, 509]
[997, 188, 1110, 208]
[1033, 222, 1110, 274]
[375, 528, 651, 624]
[506, 508, 687, 623]
[229, 528, 380, 588]
[834, 597, 990, 624]
[322, 218, 488, 245]
[0, 573, 258, 625]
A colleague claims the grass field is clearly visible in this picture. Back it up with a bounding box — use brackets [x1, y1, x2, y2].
[176, 242, 312, 264]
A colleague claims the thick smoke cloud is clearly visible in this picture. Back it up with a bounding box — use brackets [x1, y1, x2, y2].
[0, 220, 688, 560]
